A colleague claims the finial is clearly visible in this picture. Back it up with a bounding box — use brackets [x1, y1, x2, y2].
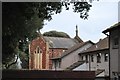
[76, 25, 78, 37]
[76, 25, 78, 30]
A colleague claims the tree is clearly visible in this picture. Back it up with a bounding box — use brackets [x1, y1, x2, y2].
[2, 2, 92, 69]
[43, 30, 70, 38]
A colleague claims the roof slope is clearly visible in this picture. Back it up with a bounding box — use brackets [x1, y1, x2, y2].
[103, 22, 120, 33]
[74, 36, 83, 43]
[51, 40, 94, 60]
[61, 41, 94, 58]
[96, 69, 105, 76]
[79, 37, 109, 54]
[44, 36, 79, 49]
[65, 61, 85, 70]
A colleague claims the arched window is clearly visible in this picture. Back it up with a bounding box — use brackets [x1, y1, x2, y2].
[97, 53, 101, 63]
[36, 46, 42, 54]
[104, 53, 108, 62]
[35, 51, 36, 54]
[37, 47, 40, 53]
[33, 46, 42, 69]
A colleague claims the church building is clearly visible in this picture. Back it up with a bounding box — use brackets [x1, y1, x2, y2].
[29, 25, 83, 70]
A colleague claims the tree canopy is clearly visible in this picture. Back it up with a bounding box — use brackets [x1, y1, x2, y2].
[43, 30, 70, 38]
[2, 2, 92, 68]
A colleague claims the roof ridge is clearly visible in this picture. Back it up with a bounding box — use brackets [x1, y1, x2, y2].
[61, 42, 85, 58]
[43, 36, 72, 39]
[61, 41, 93, 58]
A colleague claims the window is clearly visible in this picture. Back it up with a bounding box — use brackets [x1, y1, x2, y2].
[58, 60, 61, 68]
[104, 53, 108, 62]
[35, 51, 36, 54]
[113, 36, 119, 49]
[85, 55, 88, 63]
[37, 47, 40, 53]
[81, 56, 84, 60]
[36, 47, 42, 54]
[97, 53, 101, 63]
[91, 55, 94, 62]
[34, 47, 42, 69]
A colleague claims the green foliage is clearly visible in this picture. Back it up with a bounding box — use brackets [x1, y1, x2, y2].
[2, 2, 92, 68]
[43, 31, 70, 38]
[2, 2, 42, 67]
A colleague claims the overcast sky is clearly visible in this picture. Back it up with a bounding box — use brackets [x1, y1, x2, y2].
[41, 0, 119, 43]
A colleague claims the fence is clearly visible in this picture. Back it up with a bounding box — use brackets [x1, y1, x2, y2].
[2, 70, 95, 80]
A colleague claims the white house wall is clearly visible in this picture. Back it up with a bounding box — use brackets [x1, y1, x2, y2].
[61, 43, 93, 69]
[110, 29, 120, 78]
[75, 50, 109, 77]
[92, 53, 109, 76]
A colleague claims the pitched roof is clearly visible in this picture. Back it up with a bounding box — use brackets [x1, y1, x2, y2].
[51, 40, 94, 60]
[79, 37, 109, 54]
[103, 22, 120, 33]
[44, 36, 79, 49]
[74, 36, 83, 43]
[65, 61, 85, 70]
[61, 41, 94, 58]
[95, 69, 105, 76]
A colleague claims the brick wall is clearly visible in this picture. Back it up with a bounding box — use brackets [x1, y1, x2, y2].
[29, 36, 67, 70]
[48, 49, 66, 69]
[29, 37, 47, 69]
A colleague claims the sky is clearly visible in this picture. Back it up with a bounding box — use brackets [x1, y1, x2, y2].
[41, 0, 119, 43]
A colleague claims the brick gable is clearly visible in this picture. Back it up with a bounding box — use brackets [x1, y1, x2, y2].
[29, 37, 48, 69]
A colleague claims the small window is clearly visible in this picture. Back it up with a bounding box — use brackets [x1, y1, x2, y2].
[40, 49, 42, 53]
[58, 60, 61, 68]
[85, 55, 88, 63]
[36, 47, 42, 54]
[91, 55, 94, 62]
[113, 37, 119, 49]
[97, 53, 101, 63]
[81, 56, 84, 60]
[37, 47, 40, 53]
[104, 53, 108, 62]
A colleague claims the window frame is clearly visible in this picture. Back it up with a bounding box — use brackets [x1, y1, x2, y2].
[97, 53, 101, 63]
[85, 55, 88, 63]
[104, 53, 108, 62]
[112, 36, 119, 49]
[91, 55, 94, 62]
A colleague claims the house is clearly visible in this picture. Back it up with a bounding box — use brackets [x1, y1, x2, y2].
[51, 40, 94, 70]
[103, 22, 120, 79]
[29, 25, 83, 70]
[76, 37, 109, 77]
